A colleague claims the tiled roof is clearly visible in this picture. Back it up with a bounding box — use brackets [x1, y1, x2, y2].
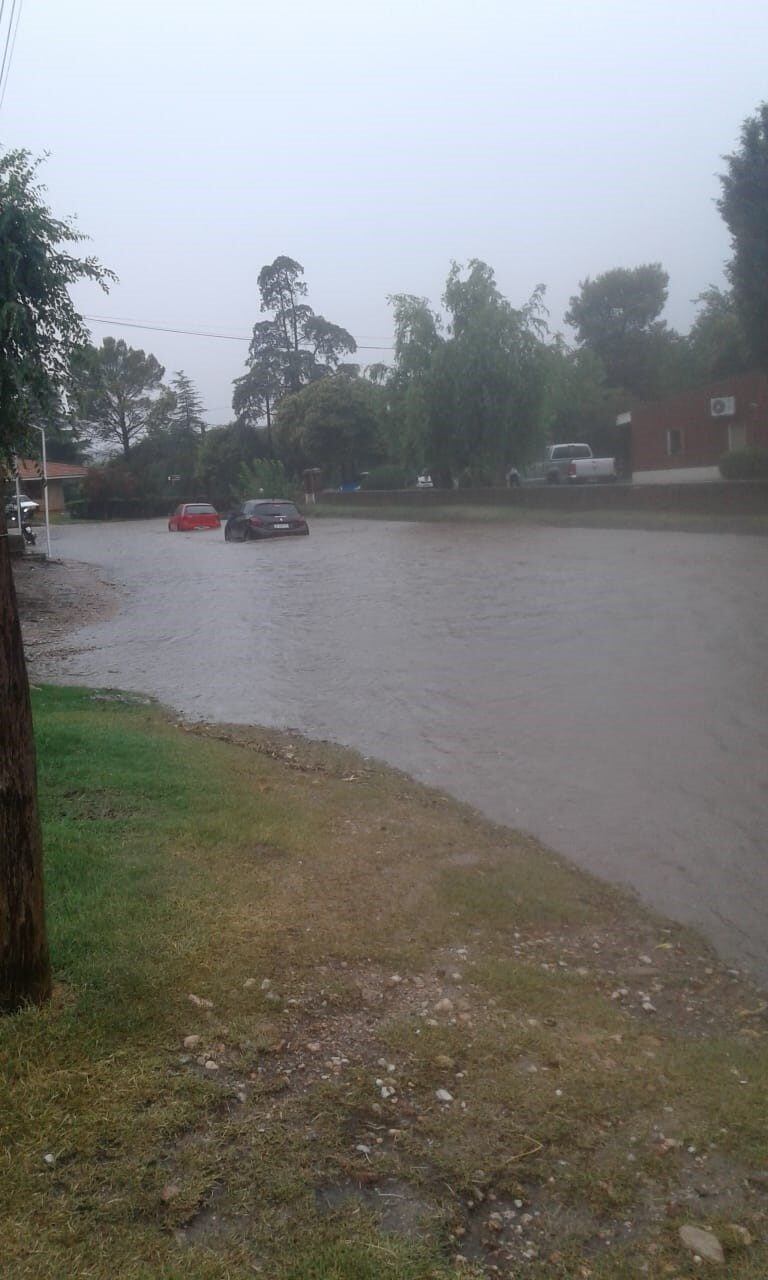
[16, 458, 88, 481]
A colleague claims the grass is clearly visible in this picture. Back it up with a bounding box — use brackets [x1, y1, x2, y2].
[312, 501, 768, 536]
[1, 687, 766, 1278]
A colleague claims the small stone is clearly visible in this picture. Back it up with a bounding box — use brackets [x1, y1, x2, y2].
[434, 997, 454, 1014]
[188, 993, 213, 1009]
[264, 991, 282, 1005]
[436, 1054, 456, 1070]
[306, 1041, 322, 1053]
[487, 1212, 504, 1232]
[243, 978, 257, 989]
[204, 1059, 219, 1071]
[435, 1088, 454, 1103]
[161, 1183, 180, 1201]
[386, 974, 402, 987]
[725, 1223, 753, 1246]
[679, 1224, 724, 1264]
[43, 1153, 55, 1167]
[260, 978, 272, 991]
[183, 1034, 201, 1049]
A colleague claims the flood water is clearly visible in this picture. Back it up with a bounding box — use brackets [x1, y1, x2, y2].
[35, 518, 768, 981]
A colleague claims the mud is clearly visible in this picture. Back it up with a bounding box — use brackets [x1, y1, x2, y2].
[14, 518, 768, 983]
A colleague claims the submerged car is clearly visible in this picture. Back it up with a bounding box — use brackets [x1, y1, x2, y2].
[224, 499, 309, 541]
[168, 502, 221, 532]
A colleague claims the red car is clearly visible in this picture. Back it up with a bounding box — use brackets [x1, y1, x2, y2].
[168, 502, 221, 532]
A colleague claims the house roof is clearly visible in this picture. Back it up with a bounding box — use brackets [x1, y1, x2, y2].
[16, 458, 88, 482]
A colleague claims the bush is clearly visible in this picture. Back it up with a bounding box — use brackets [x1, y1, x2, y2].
[719, 447, 768, 480]
[360, 464, 410, 490]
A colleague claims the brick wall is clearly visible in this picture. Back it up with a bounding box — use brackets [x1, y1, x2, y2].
[630, 371, 768, 473]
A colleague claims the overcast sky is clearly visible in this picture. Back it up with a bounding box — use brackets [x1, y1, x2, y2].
[3, 0, 767, 423]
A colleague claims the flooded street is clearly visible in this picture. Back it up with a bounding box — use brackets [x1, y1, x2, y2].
[30, 518, 768, 980]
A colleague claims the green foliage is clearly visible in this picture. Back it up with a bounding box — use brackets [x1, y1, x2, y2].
[387, 262, 550, 485]
[196, 420, 268, 508]
[235, 257, 357, 442]
[687, 287, 751, 381]
[236, 456, 291, 500]
[719, 446, 768, 479]
[718, 102, 768, 370]
[565, 263, 689, 399]
[71, 337, 169, 458]
[0, 149, 113, 464]
[274, 375, 385, 485]
[169, 370, 206, 435]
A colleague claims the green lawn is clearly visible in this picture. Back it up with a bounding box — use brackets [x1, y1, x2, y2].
[1, 688, 766, 1278]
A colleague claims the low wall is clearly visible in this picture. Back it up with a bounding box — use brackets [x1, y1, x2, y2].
[318, 481, 768, 516]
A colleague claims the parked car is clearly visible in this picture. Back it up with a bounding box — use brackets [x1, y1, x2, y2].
[416, 472, 434, 489]
[224, 499, 309, 541]
[545, 443, 617, 484]
[168, 502, 221, 532]
[5, 493, 40, 517]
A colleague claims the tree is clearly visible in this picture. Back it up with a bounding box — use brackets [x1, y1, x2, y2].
[564, 264, 685, 399]
[386, 263, 550, 485]
[440, 262, 550, 484]
[235, 257, 357, 435]
[72, 337, 167, 458]
[273, 375, 385, 484]
[0, 149, 112, 1013]
[687, 287, 750, 382]
[718, 102, 768, 369]
[170, 370, 206, 436]
[232, 320, 285, 453]
[196, 421, 268, 508]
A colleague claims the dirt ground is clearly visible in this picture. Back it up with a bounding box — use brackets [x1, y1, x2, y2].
[12, 554, 118, 670]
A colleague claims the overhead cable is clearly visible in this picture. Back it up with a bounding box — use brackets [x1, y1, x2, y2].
[82, 313, 394, 350]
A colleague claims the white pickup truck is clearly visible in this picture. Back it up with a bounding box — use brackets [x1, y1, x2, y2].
[545, 443, 617, 484]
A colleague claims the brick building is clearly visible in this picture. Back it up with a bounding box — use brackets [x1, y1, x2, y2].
[624, 370, 768, 483]
[15, 458, 88, 512]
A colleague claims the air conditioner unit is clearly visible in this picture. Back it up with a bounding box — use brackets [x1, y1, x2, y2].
[710, 396, 735, 417]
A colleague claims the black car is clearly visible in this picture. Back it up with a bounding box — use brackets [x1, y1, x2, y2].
[224, 499, 309, 542]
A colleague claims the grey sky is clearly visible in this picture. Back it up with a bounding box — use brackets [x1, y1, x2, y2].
[4, 0, 767, 423]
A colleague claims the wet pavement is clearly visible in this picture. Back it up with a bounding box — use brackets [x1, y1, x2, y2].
[30, 518, 768, 981]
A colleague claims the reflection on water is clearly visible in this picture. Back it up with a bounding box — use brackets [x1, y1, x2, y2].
[39, 518, 768, 980]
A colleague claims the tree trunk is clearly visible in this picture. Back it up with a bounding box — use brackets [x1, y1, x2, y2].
[0, 515, 51, 1013]
[265, 397, 273, 457]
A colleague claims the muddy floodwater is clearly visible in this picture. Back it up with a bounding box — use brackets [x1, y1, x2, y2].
[32, 518, 768, 981]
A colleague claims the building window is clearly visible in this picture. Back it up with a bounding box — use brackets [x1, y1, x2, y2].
[666, 428, 683, 456]
[728, 423, 747, 451]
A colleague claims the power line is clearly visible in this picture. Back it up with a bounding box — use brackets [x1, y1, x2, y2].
[83, 313, 394, 351]
[0, 0, 21, 112]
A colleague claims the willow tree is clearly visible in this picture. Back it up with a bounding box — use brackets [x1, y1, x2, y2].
[0, 149, 112, 1013]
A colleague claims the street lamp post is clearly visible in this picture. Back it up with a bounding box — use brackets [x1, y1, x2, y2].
[34, 425, 52, 559]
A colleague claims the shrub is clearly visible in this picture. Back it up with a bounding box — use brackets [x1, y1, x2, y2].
[719, 447, 768, 480]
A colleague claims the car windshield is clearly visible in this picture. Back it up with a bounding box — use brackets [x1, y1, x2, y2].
[244, 501, 298, 517]
[184, 504, 217, 514]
